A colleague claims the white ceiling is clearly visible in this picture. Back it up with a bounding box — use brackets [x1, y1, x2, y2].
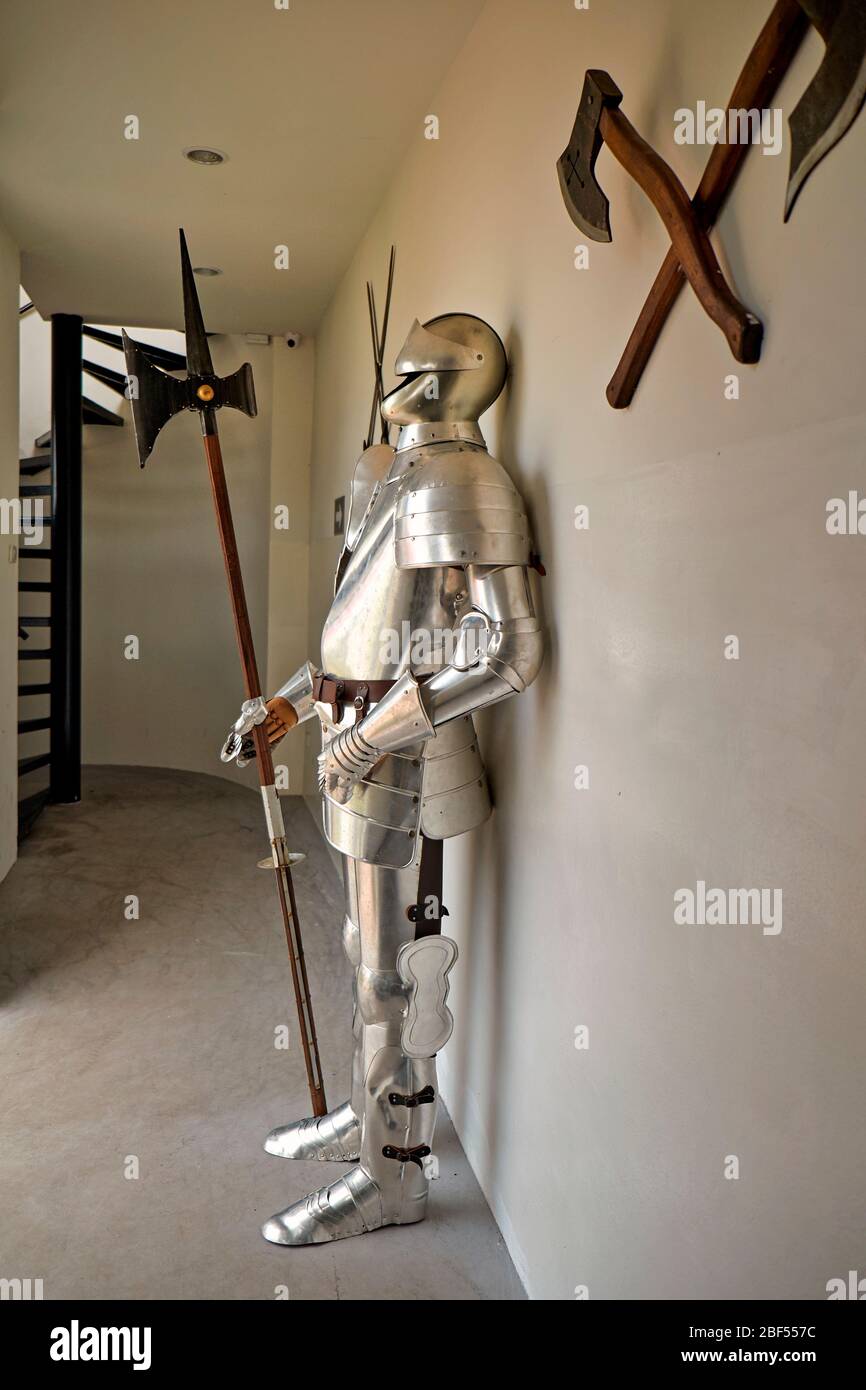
[0, 0, 483, 335]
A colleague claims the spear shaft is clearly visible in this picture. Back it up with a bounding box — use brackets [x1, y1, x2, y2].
[364, 245, 396, 448]
[201, 423, 327, 1118]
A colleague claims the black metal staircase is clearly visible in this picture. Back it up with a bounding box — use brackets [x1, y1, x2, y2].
[16, 312, 185, 839]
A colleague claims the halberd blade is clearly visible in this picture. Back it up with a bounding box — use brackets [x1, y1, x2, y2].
[122, 331, 188, 467]
[222, 362, 258, 419]
[179, 228, 215, 376]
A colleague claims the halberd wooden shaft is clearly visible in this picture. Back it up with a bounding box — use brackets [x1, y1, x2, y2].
[202, 428, 327, 1118]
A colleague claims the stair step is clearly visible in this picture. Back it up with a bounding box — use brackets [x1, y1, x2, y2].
[19, 648, 51, 660]
[20, 457, 51, 477]
[19, 483, 51, 498]
[18, 787, 50, 839]
[19, 615, 51, 628]
[83, 396, 124, 428]
[18, 581, 51, 592]
[34, 393, 124, 448]
[84, 324, 186, 372]
[19, 752, 51, 776]
[19, 683, 51, 696]
[19, 716, 50, 734]
[83, 359, 128, 394]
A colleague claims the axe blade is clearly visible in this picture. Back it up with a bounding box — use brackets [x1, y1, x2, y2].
[122, 331, 188, 468]
[785, 0, 866, 220]
[557, 69, 624, 242]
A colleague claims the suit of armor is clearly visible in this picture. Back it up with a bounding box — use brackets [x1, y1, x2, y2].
[260, 314, 543, 1244]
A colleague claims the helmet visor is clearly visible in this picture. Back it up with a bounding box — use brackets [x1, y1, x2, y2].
[394, 318, 485, 374]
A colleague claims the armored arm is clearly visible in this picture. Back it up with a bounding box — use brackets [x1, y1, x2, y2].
[273, 659, 319, 726]
[367, 560, 542, 731]
[319, 563, 542, 797]
[421, 563, 543, 721]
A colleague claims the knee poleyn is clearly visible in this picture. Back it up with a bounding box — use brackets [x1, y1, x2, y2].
[342, 915, 361, 968]
[356, 964, 408, 1026]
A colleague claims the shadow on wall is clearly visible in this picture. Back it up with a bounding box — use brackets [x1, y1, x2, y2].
[445, 320, 558, 1201]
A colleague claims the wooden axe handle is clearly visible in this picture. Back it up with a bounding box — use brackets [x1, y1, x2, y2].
[607, 0, 811, 408]
[600, 105, 763, 365]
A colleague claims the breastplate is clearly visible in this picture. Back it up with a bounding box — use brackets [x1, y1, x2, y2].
[321, 477, 465, 681]
[317, 465, 490, 867]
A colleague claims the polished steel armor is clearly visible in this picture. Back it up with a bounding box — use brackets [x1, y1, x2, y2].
[255, 313, 543, 1244]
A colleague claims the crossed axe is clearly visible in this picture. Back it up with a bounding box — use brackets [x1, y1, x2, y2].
[558, 0, 866, 406]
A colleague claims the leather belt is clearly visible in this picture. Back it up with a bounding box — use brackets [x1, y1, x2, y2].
[312, 673, 396, 724]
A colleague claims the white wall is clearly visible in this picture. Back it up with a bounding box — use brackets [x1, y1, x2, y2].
[306, 0, 866, 1298]
[18, 298, 50, 458]
[0, 220, 20, 882]
[81, 331, 275, 787]
[266, 337, 315, 797]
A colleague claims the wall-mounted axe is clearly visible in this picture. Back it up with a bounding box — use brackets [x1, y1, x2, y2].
[785, 0, 866, 220]
[122, 231, 328, 1118]
[558, 70, 764, 371]
[604, 0, 866, 408]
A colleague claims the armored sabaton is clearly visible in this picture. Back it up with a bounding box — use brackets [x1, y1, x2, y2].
[260, 314, 544, 1245]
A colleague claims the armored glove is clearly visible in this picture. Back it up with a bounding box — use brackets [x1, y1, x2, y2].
[221, 696, 298, 767]
[220, 696, 269, 768]
[317, 722, 382, 803]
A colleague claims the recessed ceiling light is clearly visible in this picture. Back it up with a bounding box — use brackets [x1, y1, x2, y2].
[183, 146, 227, 166]
[193, 266, 222, 277]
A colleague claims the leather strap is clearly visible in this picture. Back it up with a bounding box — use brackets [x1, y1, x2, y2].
[407, 837, 448, 940]
[312, 673, 396, 724]
[382, 1143, 431, 1169]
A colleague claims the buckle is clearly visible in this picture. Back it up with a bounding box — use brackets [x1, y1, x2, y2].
[382, 1143, 431, 1169]
[331, 680, 345, 724]
[406, 902, 449, 924]
[388, 1085, 435, 1109]
[353, 682, 370, 720]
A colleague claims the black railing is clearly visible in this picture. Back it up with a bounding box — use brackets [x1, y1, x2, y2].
[17, 313, 184, 837]
[49, 314, 83, 805]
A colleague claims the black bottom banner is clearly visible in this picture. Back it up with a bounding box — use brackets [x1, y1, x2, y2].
[1, 1297, 859, 1374]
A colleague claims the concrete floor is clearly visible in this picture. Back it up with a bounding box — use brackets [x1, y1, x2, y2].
[0, 767, 524, 1301]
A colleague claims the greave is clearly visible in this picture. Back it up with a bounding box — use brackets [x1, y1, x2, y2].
[262, 849, 456, 1246]
[263, 916, 363, 1162]
[261, 1033, 438, 1244]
